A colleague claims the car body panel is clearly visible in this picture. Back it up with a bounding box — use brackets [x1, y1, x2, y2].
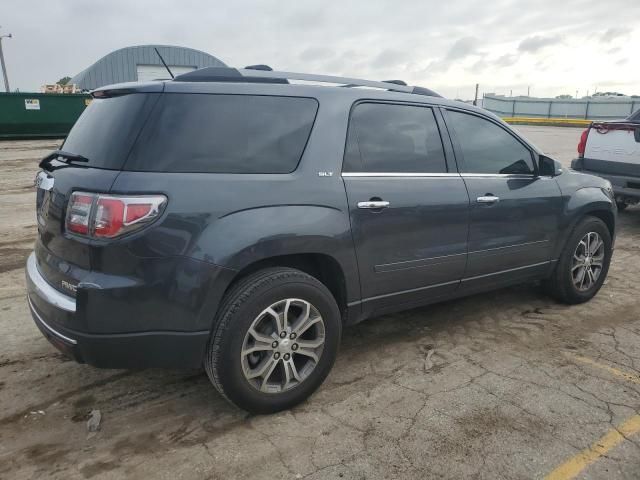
[343, 174, 470, 314]
[25, 75, 617, 369]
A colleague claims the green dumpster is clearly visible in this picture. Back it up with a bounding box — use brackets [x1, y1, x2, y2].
[0, 92, 90, 139]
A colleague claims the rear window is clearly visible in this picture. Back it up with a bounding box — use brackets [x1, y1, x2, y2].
[125, 94, 319, 173]
[62, 94, 158, 170]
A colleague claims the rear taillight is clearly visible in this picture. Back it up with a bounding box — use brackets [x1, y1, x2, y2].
[67, 193, 93, 235]
[577, 128, 589, 158]
[66, 192, 167, 239]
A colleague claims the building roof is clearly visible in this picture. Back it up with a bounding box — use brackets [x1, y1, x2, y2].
[69, 45, 226, 91]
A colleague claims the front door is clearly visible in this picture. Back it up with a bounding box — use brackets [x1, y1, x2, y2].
[442, 108, 563, 292]
[342, 102, 470, 315]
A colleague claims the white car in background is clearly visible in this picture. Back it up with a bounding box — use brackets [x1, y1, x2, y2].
[572, 109, 640, 211]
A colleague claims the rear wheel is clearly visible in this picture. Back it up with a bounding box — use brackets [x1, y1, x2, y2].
[204, 268, 341, 413]
[545, 216, 612, 304]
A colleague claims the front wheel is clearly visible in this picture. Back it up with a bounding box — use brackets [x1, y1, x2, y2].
[204, 268, 341, 414]
[544, 216, 612, 304]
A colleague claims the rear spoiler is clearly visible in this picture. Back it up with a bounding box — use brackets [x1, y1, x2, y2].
[91, 81, 165, 99]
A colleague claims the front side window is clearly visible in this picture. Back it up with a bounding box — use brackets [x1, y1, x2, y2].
[446, 110, 534, 175]
[343, 103, 446, 173]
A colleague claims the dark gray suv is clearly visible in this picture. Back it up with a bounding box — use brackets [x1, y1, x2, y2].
[26, 67, 616, 413]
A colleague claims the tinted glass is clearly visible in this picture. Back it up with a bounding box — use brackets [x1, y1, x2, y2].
[343, 103, 446, 173]
[125, 94, 318, 173]
[62, 93, 157, 170]
[447, 110, 534, 174]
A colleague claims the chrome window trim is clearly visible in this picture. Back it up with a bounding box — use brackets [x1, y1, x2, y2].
[341, 172, 460, 177]
[340, 172, 539, 179]
[461, 173, 536, 179]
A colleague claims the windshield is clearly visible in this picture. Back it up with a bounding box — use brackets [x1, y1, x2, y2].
[62, 93, 159, 169]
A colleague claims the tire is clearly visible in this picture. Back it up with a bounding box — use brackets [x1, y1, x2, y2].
[616, 201, 628, 212]
[544, 216, 612, 304]
[204, 267, 341, 414]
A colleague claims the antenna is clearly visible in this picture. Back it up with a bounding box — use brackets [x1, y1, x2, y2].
[154, 47, 174, 79]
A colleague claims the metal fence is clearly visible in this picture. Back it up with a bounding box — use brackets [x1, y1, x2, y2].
[483, 94, 639, 121]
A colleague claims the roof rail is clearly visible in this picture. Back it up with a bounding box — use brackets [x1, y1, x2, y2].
[173, 67, 441, 97]
[244, 64, 273, 71]
[382, 80, 408, 86]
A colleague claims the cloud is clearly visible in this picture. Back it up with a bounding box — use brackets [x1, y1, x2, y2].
[299, 46, 334, 62]
[493, 54, 519, 67]
[371, 49, 409, 69]
[445, 36, 479, 60]
[518, 34, 563, 53]
[2, 0, 639, 99]
[600, 27, 631, 43]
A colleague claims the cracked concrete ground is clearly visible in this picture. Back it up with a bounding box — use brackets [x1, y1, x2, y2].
[1, 126, 639, 479]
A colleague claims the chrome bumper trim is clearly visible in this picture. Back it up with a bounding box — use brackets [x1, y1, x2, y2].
[27, 295, 78, 345]
[26, 252, 76, 313]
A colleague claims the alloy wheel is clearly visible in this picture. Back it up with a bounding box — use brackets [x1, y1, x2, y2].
[571, 232, 605, 291]
[240, 298, 326, 393]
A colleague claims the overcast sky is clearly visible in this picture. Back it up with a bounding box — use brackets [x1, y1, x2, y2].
[2, 0, 639, 99]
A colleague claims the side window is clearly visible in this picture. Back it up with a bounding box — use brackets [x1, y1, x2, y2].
[446, 110, 534, 175]
[343, 103, 447, 173]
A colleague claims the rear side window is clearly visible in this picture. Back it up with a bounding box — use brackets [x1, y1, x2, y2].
[343, 103, 446, 173]
[125, 94, 318, 173]
[62, 94, 158, 170]
[446, 110, 534, 175]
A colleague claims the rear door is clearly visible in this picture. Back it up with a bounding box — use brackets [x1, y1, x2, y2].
[442, 108, 563, 292]
[342, 102, 470, 315]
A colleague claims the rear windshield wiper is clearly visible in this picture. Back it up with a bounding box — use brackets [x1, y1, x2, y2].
[39, 150, 90, 170]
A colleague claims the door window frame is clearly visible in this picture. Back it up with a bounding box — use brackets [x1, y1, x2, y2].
[439, 107, 539, 177]
[341, 100, 457, 175]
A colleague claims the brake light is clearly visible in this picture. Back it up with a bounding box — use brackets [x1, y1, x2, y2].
[67, 193, 93, 235]
[94, 198, 125, 237]
[577, 128, 589, 158]
[66, 192, 167, 239]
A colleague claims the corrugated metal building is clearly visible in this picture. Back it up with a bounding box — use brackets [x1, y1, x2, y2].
[70, 45, 227, 90]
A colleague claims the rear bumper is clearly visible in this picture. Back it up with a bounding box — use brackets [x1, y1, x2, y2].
[571, 158, 640, 201]
[25, 252, 210, 368]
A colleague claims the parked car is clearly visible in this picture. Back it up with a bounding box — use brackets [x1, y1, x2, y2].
[571, 109, 640, 210]
[26, 67, 616, 413]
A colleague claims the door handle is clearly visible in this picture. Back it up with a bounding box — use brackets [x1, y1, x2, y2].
[476, 195, 500, 204]
[358, 200, 390, 209]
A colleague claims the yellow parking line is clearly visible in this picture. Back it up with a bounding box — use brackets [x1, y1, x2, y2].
[565, 353, 640, 385]
[544, 415, 640, 480]
[545, 353, 640, 479]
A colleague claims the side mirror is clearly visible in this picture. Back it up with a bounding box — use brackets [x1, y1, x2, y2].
[539, 155, 563, 177]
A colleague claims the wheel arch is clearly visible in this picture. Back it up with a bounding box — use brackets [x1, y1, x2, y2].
[220, 253, 350, 324]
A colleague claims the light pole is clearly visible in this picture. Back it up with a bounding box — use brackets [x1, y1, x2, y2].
[0, 27, 12, 93]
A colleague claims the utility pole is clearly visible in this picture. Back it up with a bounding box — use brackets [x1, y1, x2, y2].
[473, 83, 479, 106]
[0, 27, 12, 93]
[527, 86, 530, 97]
